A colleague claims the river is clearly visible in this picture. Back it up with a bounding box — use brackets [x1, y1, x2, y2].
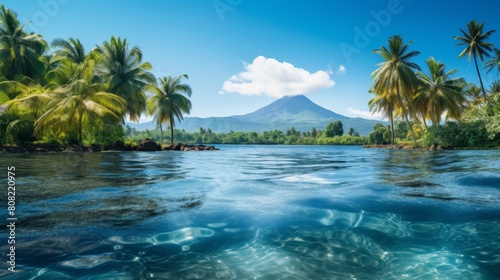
[1, 145, 499, 279]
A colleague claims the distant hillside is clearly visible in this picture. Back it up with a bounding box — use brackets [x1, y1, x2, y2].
[126, 95, 385, 135]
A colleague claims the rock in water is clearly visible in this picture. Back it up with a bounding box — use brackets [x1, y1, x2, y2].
[140, 138, 161, 151]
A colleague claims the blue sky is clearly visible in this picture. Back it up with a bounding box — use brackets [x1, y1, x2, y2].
[3, 0, 500, 121]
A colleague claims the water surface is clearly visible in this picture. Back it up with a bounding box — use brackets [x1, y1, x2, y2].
[1, 145, 500, 279]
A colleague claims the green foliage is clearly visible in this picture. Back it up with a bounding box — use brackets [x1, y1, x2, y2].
[371, 35, 422, 145]
[424, 121, 494, 148]
[347, 127, 360, 137]
[394, 122, 408, 140]
[0, 5, 48, 82]
[455, 20, 495, 99]
[415, 57, 466, 125]
[325, 121, 343, 137]
[369, 123, 391, 144]
[461, 96, 500, 140]
[317, 135, 367, 145]
[97, 36, 155, 122]
[147, 75, 192, 143]
[123, 126, 368, 146]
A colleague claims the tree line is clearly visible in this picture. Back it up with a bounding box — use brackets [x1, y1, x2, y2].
[123, 120, 396, 146]
[0, 5, 191, 146]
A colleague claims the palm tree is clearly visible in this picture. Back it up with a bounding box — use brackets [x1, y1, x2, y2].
[484, 48, 500, 76]
[31, 59, 125, 143]
[488, 80, 500, 104]
[50, 37, 88, 64]
[369, 91, 398, 144]
[96, 36, 155, 122]
[371, 35, 421, 146]
[463, 82, 485, 106]
[1, 81, 47, 144]
[489, 80, 500, 94]
[0, 5, 47, 82]
[147, 74, 192, 144]
[455, 20, 495, 100]
[415, 57, 466, 126]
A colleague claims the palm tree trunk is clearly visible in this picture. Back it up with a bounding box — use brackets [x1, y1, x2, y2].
[422, 115, 428, 130]
[159, 123, 163, 142]
[474, 54, 487, 101]
[78, 113, 83, 144]
[389, 109, 395, 144]
[397, 88, 418, 147]
[170, 119, 174, 144]
[404, 109, 418, 147]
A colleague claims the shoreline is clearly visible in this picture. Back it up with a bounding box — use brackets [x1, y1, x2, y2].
[2, 142, 498, 153]
[363, 144, 499, 150]
[0, 141, 219, 153]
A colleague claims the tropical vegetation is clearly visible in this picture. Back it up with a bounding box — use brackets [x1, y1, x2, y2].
[369, 20, 500, 149]
[0, 5, 192, 147]
[147, 75, 192, 144]
[123, 121, 368, 146]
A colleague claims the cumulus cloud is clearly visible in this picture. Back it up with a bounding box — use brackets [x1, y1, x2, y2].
[346, 107, 385, 121]
[220, 56, 335, 98]
[337, 65, 346, 75]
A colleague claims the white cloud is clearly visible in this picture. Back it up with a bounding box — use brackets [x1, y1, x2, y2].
[337, 65, 346, 75]
[220, 56, 335, 98]
[346, 107, 386, 121]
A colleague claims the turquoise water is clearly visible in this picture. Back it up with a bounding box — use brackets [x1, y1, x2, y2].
[1, 145, 500, 279]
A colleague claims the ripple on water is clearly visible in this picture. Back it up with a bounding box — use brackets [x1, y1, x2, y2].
[457, 172, 500, 188]
[385, 249, 481, 279]
[260, 226, 390, 279]
[144, 253, 235, 280]
[59, 252, 139, 269]
[153, 227, 215, 245]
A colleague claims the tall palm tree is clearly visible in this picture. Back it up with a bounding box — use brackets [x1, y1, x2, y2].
[455, 20, 495, 100]
[484, 48, 500, 76]
[96, 36, 155, 122]
[147, 74, 192, 144]
[371, 35, 421, 146]
[369, 91, 399, 144]
[31, 59, 125, 143]
[415, 57, 466, 126]
[50, 37, 87, 64]
[0, 5, 47, 82]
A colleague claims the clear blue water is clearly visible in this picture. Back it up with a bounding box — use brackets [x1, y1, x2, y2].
[1, 145, 500, 279]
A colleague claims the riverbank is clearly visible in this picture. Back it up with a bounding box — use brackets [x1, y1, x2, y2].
[363, 144, 454, 150]
[363, 144, 500, 150]
[363, 144, 455, 150]
[0, 140, 219, 153]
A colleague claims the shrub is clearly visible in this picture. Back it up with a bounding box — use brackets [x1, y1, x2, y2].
[424, 121, 492, 148]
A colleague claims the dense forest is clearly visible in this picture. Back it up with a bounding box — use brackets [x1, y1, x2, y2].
[0, 4, 498, 149]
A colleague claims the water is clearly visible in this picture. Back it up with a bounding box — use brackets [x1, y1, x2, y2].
[1, 145, 500, 279]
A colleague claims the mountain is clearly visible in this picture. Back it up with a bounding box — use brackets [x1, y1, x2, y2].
[234, 95, 346, 123]
[126, 95, 385, 135]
